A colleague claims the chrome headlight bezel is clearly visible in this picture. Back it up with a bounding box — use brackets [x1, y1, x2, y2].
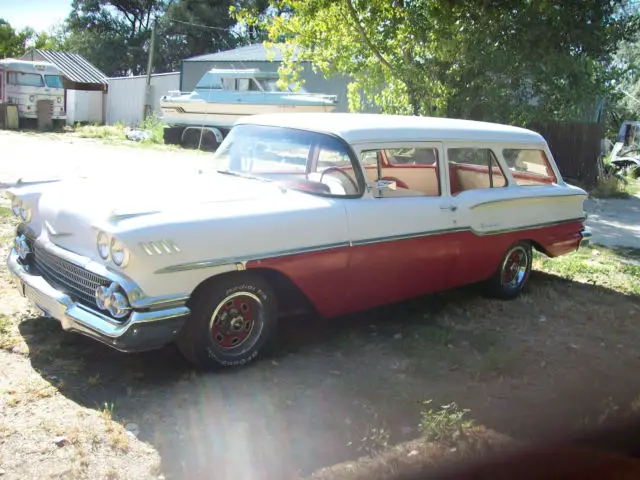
[97, 231, 110, 259]
[110, 237, 129, 268]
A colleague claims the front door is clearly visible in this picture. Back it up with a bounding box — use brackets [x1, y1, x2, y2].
[343, 142, 460, 313]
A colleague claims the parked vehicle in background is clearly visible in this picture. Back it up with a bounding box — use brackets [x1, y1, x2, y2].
[0, 58, 66, 125]
[609, 120, 640, 178]
[6, 113, 590, 371]
[160, 68, 337, 150]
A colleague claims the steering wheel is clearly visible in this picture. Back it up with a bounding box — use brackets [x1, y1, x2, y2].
[319, 167, 359, 193]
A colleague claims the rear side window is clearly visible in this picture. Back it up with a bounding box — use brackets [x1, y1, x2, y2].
[502, 149, 557, 185]
[448, 147, 507, 194]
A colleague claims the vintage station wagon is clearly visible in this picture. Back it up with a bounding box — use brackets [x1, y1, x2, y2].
[6, 113, 591, 369]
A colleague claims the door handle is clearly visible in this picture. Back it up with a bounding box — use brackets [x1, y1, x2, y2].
[440, 204, 458, 212]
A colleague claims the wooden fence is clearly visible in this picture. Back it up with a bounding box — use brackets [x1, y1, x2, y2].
[527, 121, 604, 186]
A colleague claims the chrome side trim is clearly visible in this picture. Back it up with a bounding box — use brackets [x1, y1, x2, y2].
[351, 227, 468, 246]
[156, 217, 586, 273]
[154, 241, 351, 274]
[472, 216, 587, 237]
[468, 192, 587, 210]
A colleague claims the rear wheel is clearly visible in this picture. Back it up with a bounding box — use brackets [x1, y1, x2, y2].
[177, 273, 278, 370]
[484, 241, 532, 300]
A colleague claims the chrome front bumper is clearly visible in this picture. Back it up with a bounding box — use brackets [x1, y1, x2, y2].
[7, 248, 190, 352]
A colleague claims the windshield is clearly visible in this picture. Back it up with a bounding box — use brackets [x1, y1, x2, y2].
[212, 124, 361, 197]
[7, 71, 44, 87]
[44, 75, 64, 88]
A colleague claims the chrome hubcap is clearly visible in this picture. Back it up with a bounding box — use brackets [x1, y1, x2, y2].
[501, 246, 528, 287]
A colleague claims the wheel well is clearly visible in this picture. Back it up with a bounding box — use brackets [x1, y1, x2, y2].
[187, 268, 316, 316]
[529, 240, 550, 257]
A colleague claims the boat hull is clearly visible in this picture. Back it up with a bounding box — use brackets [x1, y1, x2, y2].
[160, 101, 337, 128]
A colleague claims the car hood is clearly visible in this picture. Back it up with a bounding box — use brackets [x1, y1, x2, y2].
[28, 171, 294, 257]
[39, 171, 281, 220]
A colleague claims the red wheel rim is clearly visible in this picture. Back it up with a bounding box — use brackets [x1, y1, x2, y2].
[210, 293, 261, 349]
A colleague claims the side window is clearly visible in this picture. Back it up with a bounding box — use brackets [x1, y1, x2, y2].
[502, 149, 557, 185]
[222, 77, 235, 90]
[386, 148, 437, 165]
[361, 147, 441, 198]
[237, 78, 250, 91]
[448, 147, 506, 195]
[309, 137, 360, 196]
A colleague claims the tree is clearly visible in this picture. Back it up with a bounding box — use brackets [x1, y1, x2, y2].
[234, 0, 639, 124]
[0, 19, 35, 58]
[65, 0, 169, 76]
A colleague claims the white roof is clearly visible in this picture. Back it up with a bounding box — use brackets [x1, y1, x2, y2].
[236, 113, 545, 144]
[0, 58, 61, 75]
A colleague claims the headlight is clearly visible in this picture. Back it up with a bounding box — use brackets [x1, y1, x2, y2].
[97, 231, 110, 259]
[29, 95, 35, 102]
[110, 237, 129, 267]
[11, 197, 21, 216]
[57, 97, 62, 104]
[95, 282, 131, 319]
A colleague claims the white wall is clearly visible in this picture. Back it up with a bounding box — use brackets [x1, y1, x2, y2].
[106, 72, 180, 126]
[65, 90, 104, 125]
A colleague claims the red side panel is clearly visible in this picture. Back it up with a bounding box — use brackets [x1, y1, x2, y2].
[246, 220, 584, 319]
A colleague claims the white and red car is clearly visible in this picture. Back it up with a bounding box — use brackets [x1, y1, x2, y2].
[6, 113, 590, 369]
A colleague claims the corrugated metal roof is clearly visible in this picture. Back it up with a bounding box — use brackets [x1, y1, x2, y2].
[185, 43, 302, 63]
[21, 50, 108, 85]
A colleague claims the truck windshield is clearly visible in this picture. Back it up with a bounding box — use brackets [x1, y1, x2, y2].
[44, 75, 64, 88]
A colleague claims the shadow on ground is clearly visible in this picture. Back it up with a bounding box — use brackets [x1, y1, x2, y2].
[19, 273, 640, 479]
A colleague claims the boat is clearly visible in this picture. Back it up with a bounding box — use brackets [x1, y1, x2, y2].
[159, 68, 338, 130]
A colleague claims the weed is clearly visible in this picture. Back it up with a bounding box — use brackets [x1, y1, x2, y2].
[533, 246, 640, 296]
[0, 207, 11, 218]
[102, 402, 115, 421]
[590, 176, 631, 198]
[420, 400, 474, 444]
[140, 114, 166, 144]
[74, 123, 127, 142]
[87, 374, 101, 386]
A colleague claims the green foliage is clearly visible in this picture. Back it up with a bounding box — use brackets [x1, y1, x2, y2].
[235, 1, 639, 124]
[140, 114, 166, 144]
[420, 400, 474, 444]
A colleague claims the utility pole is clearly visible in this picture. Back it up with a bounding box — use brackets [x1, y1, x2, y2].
[143, 19, 157, 120]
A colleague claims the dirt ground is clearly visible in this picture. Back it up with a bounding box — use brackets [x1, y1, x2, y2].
[1, 131, 640, 479]
[1, 202, 640, 479]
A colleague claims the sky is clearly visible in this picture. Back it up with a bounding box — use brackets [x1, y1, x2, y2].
[0, 0, 72, 32]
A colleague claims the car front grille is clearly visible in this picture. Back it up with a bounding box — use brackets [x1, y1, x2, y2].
[32, 245, 111, 309]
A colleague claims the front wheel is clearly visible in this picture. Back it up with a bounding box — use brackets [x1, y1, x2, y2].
[484, 241, 532, 300]
[177, 273, 278, 370]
